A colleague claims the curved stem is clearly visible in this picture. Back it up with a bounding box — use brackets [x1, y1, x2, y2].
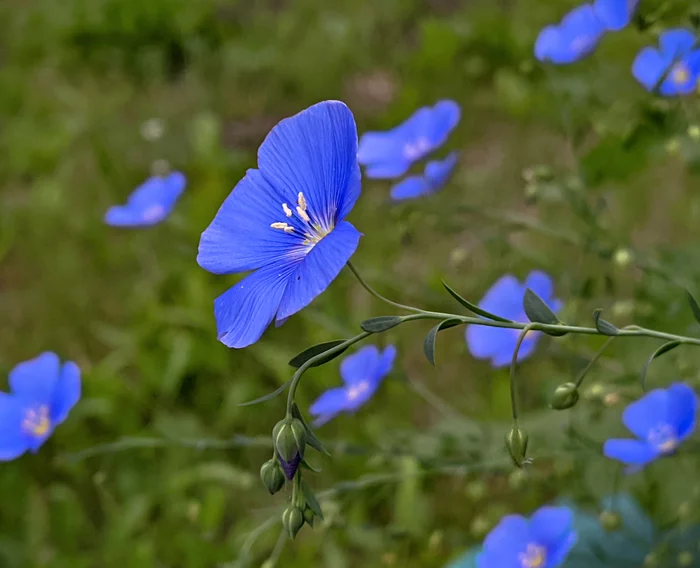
[510, 325, 534, 425]
[346, 261, 422, 313]
[574, 336, 617, 388]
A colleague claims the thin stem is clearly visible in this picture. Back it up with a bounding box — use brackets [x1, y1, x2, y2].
[346, 261, 422, 313]
[510, 325, 534, 424]
[574, 336, 617, 388]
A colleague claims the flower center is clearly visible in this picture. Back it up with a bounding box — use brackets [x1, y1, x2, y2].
[672, 63, 690, 85]
[647, 423, 678, 454]
[22, 405, 51, 438]
[403, 137, 431, 161]
[347, 381, 370, 401]
[519, 543, 547, 568]
[270, 192, 333, 247]
[142, 204, 165, 222]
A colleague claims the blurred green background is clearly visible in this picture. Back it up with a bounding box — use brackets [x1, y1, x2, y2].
[3, 0, 700, 566]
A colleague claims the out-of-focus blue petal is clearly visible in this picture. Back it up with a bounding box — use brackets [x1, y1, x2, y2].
[621, 388, 668, 439]
[213, 263, 290, 348]
[593, 0, 639, 31]
[357, 132, 402, 165]
[275, 221, 361, 321]
[340, 345, 381, 385]
[365, 160, 412, 179]
[0, 394, 29, 461]
[632, 48, 667, 91]
[390, 176, 431, 201]
[477, 514, 530, 567]
[424, 100, 461, 148]
[666, 383, 697, 439]
[603, 439, 659, 465]
[536, 5, 605, 64]
[9, 352, 60, 404]
[375, 346, 397, 380]
[257, 100, 361, 228]
[466, 325, 516, 364]
[490, 332, 540, 367]
[535, 26, 561, 62]
[634, 30, 700, 96]
[659, 29, 697, 59]
[309, 387, 350, 425]
[659, 53, 700, 96]
[529, 506, 574, 547]
[50, 361, 81, 425]
[104, 206, 159, 227]
[479, 275, 523, 319]
[425, 152, 459, 189]
[524, 270, 555, 302]
[197, 170, 298, 274]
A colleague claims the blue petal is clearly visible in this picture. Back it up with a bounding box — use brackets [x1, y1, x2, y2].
[375, 345, 397, 380]
[666, 383, 697, 439]
[309, 387, 350, 425]
[477, 515, 530, 567]
[424, 100, 461, 149]
[632, 48, 668, 91]
[424, 151, 459, 191]
[275, 221, 361, 321]
[50, 361, 81, 425]
[659, 51, 700, 96]
[104, 206, 159, 227]
[466, 325, 516, 365]
[659, 29, 697, 59]
[603, 439, 659, 465]
[535, 26, 561, 62]
[0, 394, 29, 461]
[197, 169, 297, 274]
[622, 388, 668, 439]
[9, 352, 61, 404]
[390, 176, 432, 201]
[213, 263, 290, 348]
[539, 5, 605, 65]
[530, 506, 577, 563]
[480, 275, 524, 320]
[365, 160, 412, 179]
[357, 132, 406, 169]
[340, 345, 381, 385]
[593, 0, 639, 31]
[524, 270, 556, 303]
[491, 332, 540, 367]
[257, 100, 361, 229]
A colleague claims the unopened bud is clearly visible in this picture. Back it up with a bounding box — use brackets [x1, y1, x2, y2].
[302, 506, 316, 527]
[260, 458, 285, 495]
[613, 248, 633, 268]
[273, 418, 306, 463]
[505, 427, 529, 468]
[599, 510, 622, 531]
[278, 453, 302, 480]
[282, 506, 304, 539]
[550, 382, 579, 410]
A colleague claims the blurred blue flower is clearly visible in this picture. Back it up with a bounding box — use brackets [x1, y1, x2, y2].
[390, 152, 459, 201]
[476, 506, 577, 568]
[197, 101, 362, 348]
[603, 383, 697, 470]
[357, 101, 460, 179]
[466, 271, 562, 368]
[535, 5, 606, 64]
[105, 171, 186, 227]
[309, 345, 396, 426]
[0, 352, 81, 461]
[593, 0, 639, 32]
[632, 29, 700, 96]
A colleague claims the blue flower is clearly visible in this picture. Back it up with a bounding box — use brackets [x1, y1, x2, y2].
[357, 101, 460, 179]
[197, 101, 362, 348]
[466, 271, 562, 368]
[0, 352, 81, 460]
[309, 345, 396, 426]
[476, 506, 577, 568]
[632, 29, 700, 96]
[390, 152, 459, 201]
[105, 171, 186, 227]
[592, 0, 639, 32]
[535, 5, 606, 65]
[603, 383, 697, 469]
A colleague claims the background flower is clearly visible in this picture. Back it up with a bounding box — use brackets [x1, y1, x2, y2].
[466, 271, 562, 368]
[104, 171, 186, 227]
[390, 152, 459, 201]
[535, 5, 606, 64]
[593, 0, 639, 31]
[309, 345, 396, 426]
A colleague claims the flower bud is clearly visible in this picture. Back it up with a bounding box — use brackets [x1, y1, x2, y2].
[260, 458, 285, 495]
[302, 505, 316, 527]
[282, 506, 304, 539]
[550, 382, 579, 410]
[613, 248, 633, 268]
[599, 510, 622, 531]
[272, 418, 306, 463]
[505, 427, 529, 468]
[278, 453, 302, 480]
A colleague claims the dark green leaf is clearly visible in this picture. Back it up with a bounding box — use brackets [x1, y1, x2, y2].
[301, 480, 324, 520]
[238, 379, 292, 407]
[441, 280, 512, 322]
[289, 340, 348, 369]
[523, 288, 566, 336]
[291, 403, 330, 457]
[300, 459, 321, 473]
[687, 290, 700, 325]
[640, 341, 682, 390]
[423, 318, 461, 366]
[593, 309, 618, 336]
[360, 316, 403, 333]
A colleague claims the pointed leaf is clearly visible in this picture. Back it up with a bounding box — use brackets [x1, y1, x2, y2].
[593, 309, 619, 336]
[523, 288, 566, 336]
[300, 458, 321, 473]
[441, 280, 512, 322]
[423, 318, 462, 366]
[361, 316, 403, 333]
[687, 290, 700, 325]
[289, 340, 349, 369]
[301, 480, 324, 520]
[291, 403, 330, 457]
[640, 341, 682, 390]
[238, 379, 291, 407]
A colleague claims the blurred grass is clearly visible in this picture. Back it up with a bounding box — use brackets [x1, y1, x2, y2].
[3, 0, 700, 566]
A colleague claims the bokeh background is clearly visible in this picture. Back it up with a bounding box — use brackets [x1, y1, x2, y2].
[3, 0, 700, 566]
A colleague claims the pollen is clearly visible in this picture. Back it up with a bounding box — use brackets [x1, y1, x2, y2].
[672, 64, 690, 85]
[282, 203, 293, 217]
[297, 192, 308, 211]
[270, 222, 294, 234]
[296, 206, 311, 223]
[519, 544, 547, 568]
[22, 405, 51, 438]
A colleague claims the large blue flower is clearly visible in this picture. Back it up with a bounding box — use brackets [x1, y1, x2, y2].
[603, 383, 697, 469]
[466, 271, 562, 368]
[197, 101, 362, 348]
[390, 152, 459, 201]
[309, 345, 396, 426]
[105, 171, 186, 227]
[0, 352, 81, 460]
[535, 5, 606, 65]
[632, 29, 700, 96]
[476, 506, 577, 568]
[357, 100, 460, 179]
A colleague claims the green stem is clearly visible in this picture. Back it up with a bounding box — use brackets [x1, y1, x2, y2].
[574, 336, 617, 388]
[346, 261, 422, 313]
[510, 325, 534, 425]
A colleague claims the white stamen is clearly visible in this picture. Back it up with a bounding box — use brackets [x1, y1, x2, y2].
[296, 206, 311, 223]
[297, 192, 308, 211]
[271, 222, 294, 234]
[282, 203, 293, 217]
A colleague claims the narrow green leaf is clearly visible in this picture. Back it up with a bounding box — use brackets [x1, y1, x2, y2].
[360, 316, 403, 333]
[238, 379, 292, 407]
[301, 480, 324, 520]
[640, 341, 682, 390]
[423, 318, 462, 366]
[288, 340, 348, 369]
[523, 288, 566, 336]
[441, 280, 512, 322]
[291, 403, 330, 457]
[687, 290, 700, 325]
[593, 309, 619, 336]
[300, 458, 321, 473]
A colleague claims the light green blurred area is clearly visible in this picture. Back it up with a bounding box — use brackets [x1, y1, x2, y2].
[3, 0, 700, 566]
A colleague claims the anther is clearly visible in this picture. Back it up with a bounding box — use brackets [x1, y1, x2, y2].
[297, 192, 307, 211]
[296, 206, 311, 223]
[282, 203, 293, 217]
[271, 222, 294, 234]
